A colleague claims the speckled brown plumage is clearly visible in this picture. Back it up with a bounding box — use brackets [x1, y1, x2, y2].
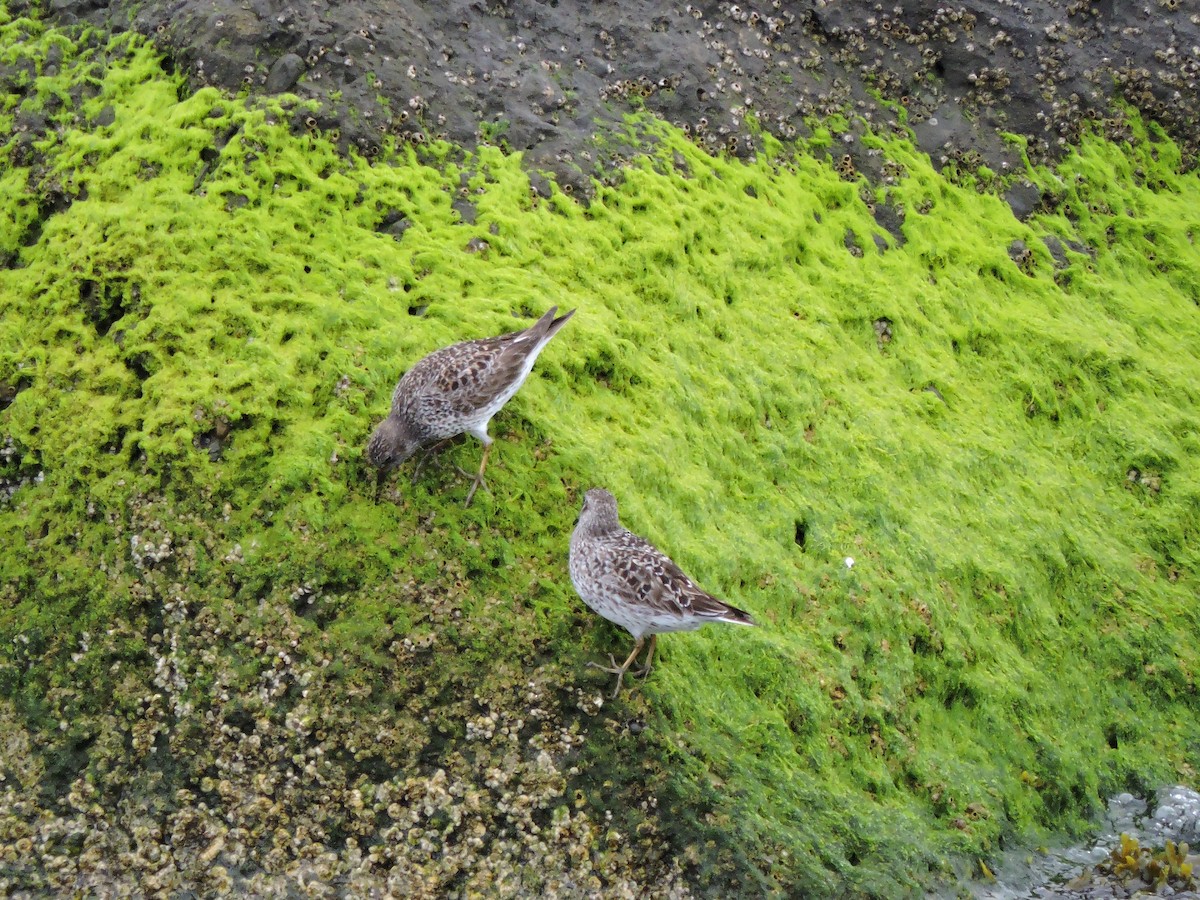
[367, 306, 575, 504]
[569, 487, 756, 697]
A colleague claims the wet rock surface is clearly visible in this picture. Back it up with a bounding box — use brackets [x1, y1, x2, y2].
[973, 787, 1200, 899]
[21, 0, 1200, 195]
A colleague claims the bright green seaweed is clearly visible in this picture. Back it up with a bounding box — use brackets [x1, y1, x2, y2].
[2, 8, 1199, 896]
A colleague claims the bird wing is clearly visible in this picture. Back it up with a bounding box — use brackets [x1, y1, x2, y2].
[417, 321, 552, 415]
[397, 327, 537, 418]
[599, 530, 733, 622]
[444, 331, 541, 414]
[394, 307, 571, 421]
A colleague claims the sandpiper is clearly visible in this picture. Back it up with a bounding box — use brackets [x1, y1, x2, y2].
[367, 306, 575, 505]
[569, 487, 756, 697]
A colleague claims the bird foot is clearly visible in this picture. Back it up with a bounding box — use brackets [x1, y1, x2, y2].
[588, 656, 635, 698]
[586, 654, 624, 675]
[462, 471, 491, 507]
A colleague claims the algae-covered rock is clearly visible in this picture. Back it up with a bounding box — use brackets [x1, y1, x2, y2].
[2, 8, 1200, 897]
[28, 0, 1200, 193]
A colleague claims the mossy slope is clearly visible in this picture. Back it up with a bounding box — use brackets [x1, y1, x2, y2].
[2, 10, 1199, 896]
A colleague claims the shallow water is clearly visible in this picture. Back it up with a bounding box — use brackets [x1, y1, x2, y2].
[966, 787, 1200, 899]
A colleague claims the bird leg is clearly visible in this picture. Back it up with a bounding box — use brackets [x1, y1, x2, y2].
[632, 634, 657, 679]
[588, 637, 645, 699]
[463, 442, 493, 507]
[410, 438, 454, 484]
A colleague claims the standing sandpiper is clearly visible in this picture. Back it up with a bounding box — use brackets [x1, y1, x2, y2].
[367, 306, 575, 505]
[569, 487, 757, 698]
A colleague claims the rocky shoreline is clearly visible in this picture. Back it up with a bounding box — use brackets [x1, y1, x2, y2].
[3, 2, 1200, 897]
[24, 0, 1200, 200]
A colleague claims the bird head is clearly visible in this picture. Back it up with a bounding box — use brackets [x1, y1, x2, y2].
[578, 487, 621, 533]
[366, 417, 421, 472]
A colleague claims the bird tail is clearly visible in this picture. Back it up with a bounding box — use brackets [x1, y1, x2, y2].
[715, 602, 757, 627]
[549, 309, 576, 340]
[538, 305, 576, 341]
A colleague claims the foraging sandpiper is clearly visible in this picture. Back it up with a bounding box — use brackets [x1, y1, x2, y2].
[367, 306, 575, 505]
[569, 487, 756, 697]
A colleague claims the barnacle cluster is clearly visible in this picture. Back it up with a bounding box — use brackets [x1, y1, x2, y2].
[0, 491, 690, 895]
[91, 0, 1200, 188]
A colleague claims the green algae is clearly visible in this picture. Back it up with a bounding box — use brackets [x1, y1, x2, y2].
[2, 8, 1200, 895]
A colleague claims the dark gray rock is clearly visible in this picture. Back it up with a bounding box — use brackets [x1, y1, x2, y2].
[266, 53, 304, 93]
[451, 199, 476, 226]
[32, 0, 1200, 192]
[872, 200, 906, 248]
[1042, 235, 1069, 268]
[376, 210, 411, 240]
[1005, 180, 1044, 221]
